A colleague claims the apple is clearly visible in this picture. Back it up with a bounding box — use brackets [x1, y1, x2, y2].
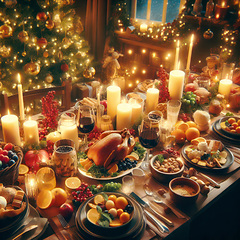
[184, 83, 198, 92]
[4, 143, 14, 151]
[59, 203, 74, 220]
[24, 150, 49, 171]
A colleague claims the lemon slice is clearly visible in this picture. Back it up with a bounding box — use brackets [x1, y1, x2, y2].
[87, 208, 101, 224]
[65, 177, 81, 191]
[94, 194, 105, 205]
[19, 164, 29, 175]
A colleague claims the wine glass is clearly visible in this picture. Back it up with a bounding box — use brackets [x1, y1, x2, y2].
[138, 116, 160, 171]
[77, 105, 95, 144]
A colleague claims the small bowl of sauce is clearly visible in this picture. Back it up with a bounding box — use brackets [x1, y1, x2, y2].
[169, 177, 200, 204]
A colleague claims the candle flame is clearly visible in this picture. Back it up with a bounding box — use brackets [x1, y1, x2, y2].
[191, 34, 194, 44]
[177, 40, 180, 48]
[177, 61, 181, 70]
[226, 74, 229, 79]
[28, 116, 32, 121]
[221, 1, 225, 7]
[17, 73, 21, 84]
[7, 109, 10, 115]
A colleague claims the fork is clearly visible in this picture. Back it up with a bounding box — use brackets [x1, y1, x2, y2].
[144, 184, 186, 219]
[57, 214, 69, 229]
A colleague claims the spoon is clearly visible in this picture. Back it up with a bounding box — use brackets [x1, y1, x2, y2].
[143, 184, 186, 219]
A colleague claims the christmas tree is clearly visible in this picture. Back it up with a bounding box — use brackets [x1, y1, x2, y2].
[0, 0, 93, 94]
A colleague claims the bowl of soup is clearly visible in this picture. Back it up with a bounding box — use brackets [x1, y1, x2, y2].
[169, 177, 200, 204]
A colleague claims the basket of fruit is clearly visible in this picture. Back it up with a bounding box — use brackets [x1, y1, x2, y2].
[0, 143, 23, 185]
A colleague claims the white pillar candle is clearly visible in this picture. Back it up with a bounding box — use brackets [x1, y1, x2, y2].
[1, 114, 21, 145]
[218, 79, 232, 98]
[129, 99, 143, 125]
[117, 103, 132, 130]
[145, 88, 159, 113]
[23, 119, 39, 145]
[17, 73, 25, 121]
[174, 40, 180, 70]
[59, 121, 79, 150]
[186, 34, 194, 71]
[46, 131, 62, 143]
[107, 85, 121, 120]
[168, 70, 185, 100]
[140, 23, 148, 32]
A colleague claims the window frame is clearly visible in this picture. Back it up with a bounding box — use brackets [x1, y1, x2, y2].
[131, 0, 185, 24]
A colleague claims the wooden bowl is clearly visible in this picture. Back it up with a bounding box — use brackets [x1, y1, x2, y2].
[150, 155, 184, 183]
[169, 177, 200, 204]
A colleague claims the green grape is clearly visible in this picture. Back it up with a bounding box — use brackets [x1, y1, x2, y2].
[186, 100, 190, 105]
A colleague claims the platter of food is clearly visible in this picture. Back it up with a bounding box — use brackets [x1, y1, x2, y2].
[212, 118, 240, 143]
[181, 139, 234, 171]
[78, 130, 146, 180]
[137, 79, 159, 92]
[75, 192, 146, 240]
[219, 116, 240, 136]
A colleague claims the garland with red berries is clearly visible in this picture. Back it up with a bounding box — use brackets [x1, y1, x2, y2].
[156, 67, 170, 103]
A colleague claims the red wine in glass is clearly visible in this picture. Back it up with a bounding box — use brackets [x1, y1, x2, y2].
[78, 116, 95, 133]
[139, 129, 159, 149]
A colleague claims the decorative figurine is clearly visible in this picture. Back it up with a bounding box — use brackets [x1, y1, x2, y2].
[205, 0, 214, 18]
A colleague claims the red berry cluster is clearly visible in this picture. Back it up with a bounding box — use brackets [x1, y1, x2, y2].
[160, 147, 180, 158]
[44, 140, 54, 157]
[72, 183, 93, 205]
[157, 67, 169, 82]
[156, 67, 170, 103]
[88, 126, 102, 141]
[179, 113, 192, 122]
[129, 128, 136, 137]
[41, 91, 59, 131]
[39, 127, 48, 141]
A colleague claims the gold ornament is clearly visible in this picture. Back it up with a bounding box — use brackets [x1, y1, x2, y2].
[83, 68, 93, 79]
[37, 37, 48, 48]
[43, 50, 49, 58]
[46, 19, 55, 30]
[76, 52, 82, 58]
[18, 31, 29, 43]
[0, 25, 13, 38]
[24, 62, 40, 75]
[45, 74, 53, 83]
[22, 51, 27, 57]
[203, 29, 214, 39]
[5, 0, 17, 7]
[62, 37, 71, 48]
[58, 51, 63, 60]
[0, 45, 11, 57]
[89, 67, 96, 76]
[53, 13, 61, 28]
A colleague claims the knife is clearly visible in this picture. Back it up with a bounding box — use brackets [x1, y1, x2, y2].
[198, 172, 220, 188]
[12, 224, 38, 240]
[130, 192, 173, 227]
[130, 192, 170, 233]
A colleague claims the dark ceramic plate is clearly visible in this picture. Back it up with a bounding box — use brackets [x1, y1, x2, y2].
[219, 117, 240, 137]
[181, 144, 234, 172]
[75, 192, 146, 240]
[212, 119, 240, 143]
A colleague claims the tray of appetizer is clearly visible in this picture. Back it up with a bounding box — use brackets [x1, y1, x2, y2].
[78, 129, 146, 180]
[181, 139, 234, 171]
[137, 79, 159, 92]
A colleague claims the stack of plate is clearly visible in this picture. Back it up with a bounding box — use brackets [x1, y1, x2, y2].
[212, 117, 240, 143]
[75, 193, 146, 240]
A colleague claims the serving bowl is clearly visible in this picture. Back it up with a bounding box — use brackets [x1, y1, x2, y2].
[150, 155, 184, 182]
[219, 116, 240, 137]
[169, 177, 200, 204]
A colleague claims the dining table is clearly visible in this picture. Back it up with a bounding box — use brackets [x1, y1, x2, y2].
[1, 107, 240, 240]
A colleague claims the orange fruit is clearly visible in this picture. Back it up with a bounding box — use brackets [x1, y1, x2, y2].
[228, 118, 236, 124]
[236, 127, 240, 134]
[94, 194, 105, 205]
[171, 129, 186, 144]
[230, 129, 236, 133]
[108, 164, 118, 174]
[108, 195, 117, 203]
[177, 122, 189, 133]
[87, 208, 101, 225]
[117, 208, 124, 217]
[191, 137, 206, 146]
[109, 218, 123, 227]
[119, 212, 130, 223]
[186, 121, 197, 128]
[185, 127, 200, 142]
[232, 122, 238, 129]
[115, 197, 128, 210]
[51, 188, 67, 207]
[37, 190, 55, 209]
[19, 164, 29, 175]
[65, 177, 81, 191]
[237, 120, 240, 126]
[175, 120, 184, 128]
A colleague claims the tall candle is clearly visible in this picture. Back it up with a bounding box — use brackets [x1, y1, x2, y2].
[117, 103, 132, 130]
[23, 118, 39, 145]
[186, 34, 194, 71]
[145, 88, 159, 113]
[162, 0, 168, 24]
[129, 99, 143, 125]
[218, 79, 232, 98]
[1, 114, 21, 145]
[174, 40, 180, 70]
[17, 73, 25, 121]
[168, 70, 185, 100]
[107, 85, 121, 120]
